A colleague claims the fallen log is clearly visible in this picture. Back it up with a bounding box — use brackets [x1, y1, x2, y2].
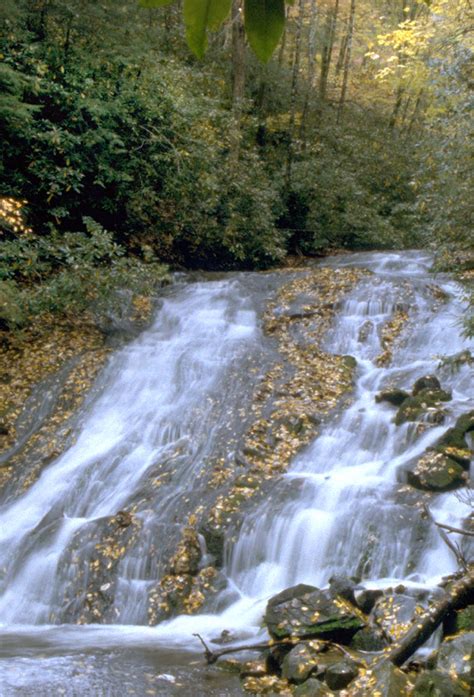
[388, 566, 474, 667]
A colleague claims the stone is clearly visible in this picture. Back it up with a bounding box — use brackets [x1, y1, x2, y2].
[372, 593, 423, 642]
[294, 679, 333, 696]
[328, 574, 358, 604]
[436, 632, 474, 690]
[413, 670, 470, 697]
[354, 588, 384, 614]
[407, 451, 466, 491]
[324, 661, 359, 690]
[350, 626, 388, 652]
[265, 585, 365, 643]
[412, 375, 441, 395]
[375, 388, 410, 407]
[348, 662, 413, 697]
[395, 388, 452, 426]
[281, 643, 320, 683]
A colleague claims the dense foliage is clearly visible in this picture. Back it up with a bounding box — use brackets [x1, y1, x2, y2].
[0, 0, 472, 331]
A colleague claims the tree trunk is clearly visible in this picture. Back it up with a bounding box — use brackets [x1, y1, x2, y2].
[300, 0, 318, 146]
[286, 0, 305, 186]
[231, 0, 246, 158]
[388, 568, 474, 667]
[337, 0, 356, 122]
[319, 0, 339, 101]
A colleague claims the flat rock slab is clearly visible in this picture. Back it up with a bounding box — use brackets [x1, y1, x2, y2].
[265, 584, 365, 642]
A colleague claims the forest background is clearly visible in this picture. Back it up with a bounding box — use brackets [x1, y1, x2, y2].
[0, 0, 472, 333]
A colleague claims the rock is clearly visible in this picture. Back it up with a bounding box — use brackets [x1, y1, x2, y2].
[436, 632, 474, 690]
[348, 662, 413, 697]
[372, 593, 423, 642]
[281, 643, 320, 683]
[239, 659, 268, 678]
[434, 411, 474, 458]
[350, 626, 388, 652]
[328, 574, 358, 604]
[412, 375, 441, 395]
[342, 355, 357, 370]
[170, 527, 201, 575]
[407, 451, 466, 491]
[354, 588, 384, 614]
[325, 661, 359, 690]
[413, 670, 470, 697]
[294, 679, 333, 696]
[113, 510, 133, 528]
[375, 388, 410, 407]
[200, 525, 225, 568]
[265, 584, 365, 643]
[395, 388, 452, 426]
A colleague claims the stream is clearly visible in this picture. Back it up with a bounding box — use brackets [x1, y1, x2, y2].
[0, 251, 472, 695]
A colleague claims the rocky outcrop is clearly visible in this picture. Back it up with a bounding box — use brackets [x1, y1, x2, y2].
[407, 451, 467, 491]
[394, 387, 452, 425]
[264, 584, 366, 642]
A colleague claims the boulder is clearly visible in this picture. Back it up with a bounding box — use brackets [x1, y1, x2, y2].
[325, 661, 359, 690]
[412, 375, 441, 395]
[354, 588, 384, 614]
[407, 451, 467, 492]
[395, 388, 452, 426]
[375, 388, 410, 407]
[372, 593, 423, 642]
[413, 670, 470, 697]
[350, 626, 388, 652]
[434, 410, 474, 458]
[348, 662, 413, 697]
[265, 584, 365, 643]
[436, 632, 474, 690]
[328, 574, 358, 604]
[281, 643, 321, 683]
[294, 679, 333, 696]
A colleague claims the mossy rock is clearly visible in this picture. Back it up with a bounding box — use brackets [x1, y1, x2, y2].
[436, 632, 474, 690]
[407, 451, 466, 491]
[375, 388, 410, 407]
[414, 670, 470, 697]
[265, 584, 365, 643]
[395, 389, 452, 426]
[412, 375, 441, 396]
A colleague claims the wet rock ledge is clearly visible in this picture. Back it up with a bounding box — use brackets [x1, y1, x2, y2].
[213, 572, 474, 696]
[148, 265, 369, 622]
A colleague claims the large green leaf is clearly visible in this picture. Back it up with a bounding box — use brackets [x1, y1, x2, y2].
[244, 0, 285, 62]
[138, 0, 175, 7]
[184, 0, 232, 59]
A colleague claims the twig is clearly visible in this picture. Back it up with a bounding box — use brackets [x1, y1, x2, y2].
[422, 504, 468, 570]
[434, 521, 474, 538]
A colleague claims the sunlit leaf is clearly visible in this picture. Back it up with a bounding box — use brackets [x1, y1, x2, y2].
[184, 0, 232, 59]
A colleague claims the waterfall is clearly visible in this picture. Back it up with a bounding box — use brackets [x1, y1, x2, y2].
[0, 252, 472, 695]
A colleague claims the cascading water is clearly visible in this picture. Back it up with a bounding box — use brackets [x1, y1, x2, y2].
[0, 252, 472, 696]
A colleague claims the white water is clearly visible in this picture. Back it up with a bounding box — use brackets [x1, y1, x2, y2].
[0, 252, 472, 695]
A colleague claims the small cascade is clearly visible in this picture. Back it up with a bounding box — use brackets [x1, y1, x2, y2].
[0, 251, 472, 695]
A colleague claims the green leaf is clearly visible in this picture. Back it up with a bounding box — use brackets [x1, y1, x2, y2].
[138, 0, 174, 8]
[244, 0, 285, 62]
[184, 0, 232, 59]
